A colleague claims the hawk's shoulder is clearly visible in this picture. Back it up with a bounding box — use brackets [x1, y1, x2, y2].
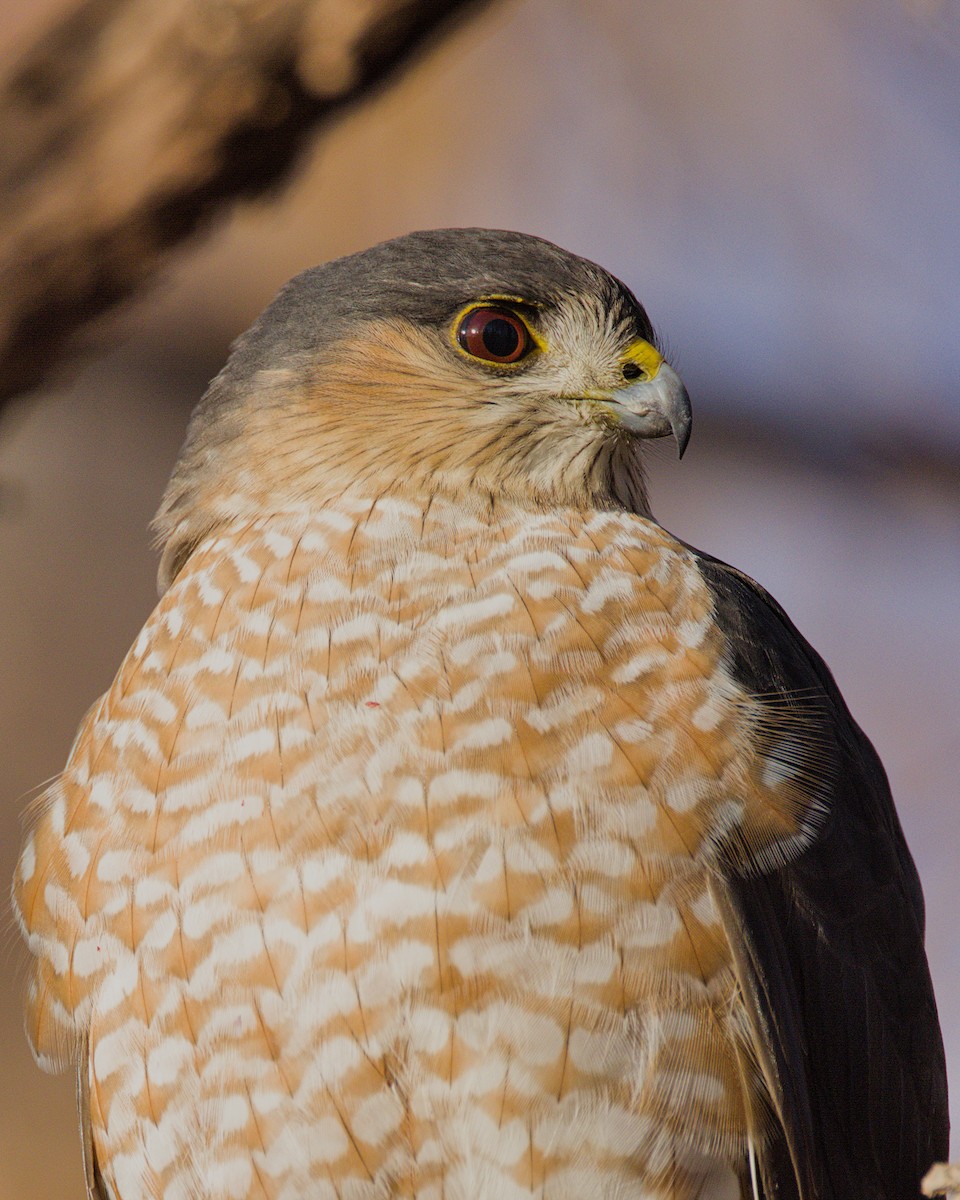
[686, 546, 949, 1199]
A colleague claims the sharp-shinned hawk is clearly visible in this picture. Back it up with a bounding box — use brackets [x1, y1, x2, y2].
[13, 229, 948, 1199]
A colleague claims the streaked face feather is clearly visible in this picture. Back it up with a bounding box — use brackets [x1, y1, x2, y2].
[156, 276, 669, 587]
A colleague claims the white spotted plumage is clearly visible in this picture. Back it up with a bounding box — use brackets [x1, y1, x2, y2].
[15, 496, 813, 1200]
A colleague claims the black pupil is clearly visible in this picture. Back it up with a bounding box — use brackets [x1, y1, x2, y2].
[482, 318, 520, 358]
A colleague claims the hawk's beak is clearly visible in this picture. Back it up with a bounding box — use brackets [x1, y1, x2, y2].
[599, 341, 692, 458]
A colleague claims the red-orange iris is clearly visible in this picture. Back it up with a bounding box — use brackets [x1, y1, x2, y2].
[456, 307, 531, 363]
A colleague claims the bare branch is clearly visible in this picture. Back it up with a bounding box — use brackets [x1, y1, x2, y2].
[0, 0, 491, 406]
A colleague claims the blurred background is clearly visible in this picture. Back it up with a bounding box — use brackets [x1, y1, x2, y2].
[1, 0, 957, 1193]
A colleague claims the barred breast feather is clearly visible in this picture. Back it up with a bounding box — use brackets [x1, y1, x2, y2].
[14, 496, 822, 1200]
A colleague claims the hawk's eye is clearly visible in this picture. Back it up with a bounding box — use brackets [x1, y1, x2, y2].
[456, 307, 531, 364]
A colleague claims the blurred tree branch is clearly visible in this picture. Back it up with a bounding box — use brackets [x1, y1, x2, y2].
[0, 0, 491, 409]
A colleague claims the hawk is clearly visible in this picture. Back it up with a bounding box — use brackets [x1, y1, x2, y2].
[13, 229, 948, 1200]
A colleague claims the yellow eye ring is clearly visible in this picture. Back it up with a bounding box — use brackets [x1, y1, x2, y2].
[450, 297, 546, 367]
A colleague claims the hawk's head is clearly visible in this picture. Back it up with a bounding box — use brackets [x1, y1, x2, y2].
[156, 229, 691, 588]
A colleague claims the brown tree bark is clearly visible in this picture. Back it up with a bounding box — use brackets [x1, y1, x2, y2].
[0, 0, 491, 407]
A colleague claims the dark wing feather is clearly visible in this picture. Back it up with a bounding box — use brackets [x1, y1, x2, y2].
[692, 551, 949, 1200]
[77, 1033, 109, 1200]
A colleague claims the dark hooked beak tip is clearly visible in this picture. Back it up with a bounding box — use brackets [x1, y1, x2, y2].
[609, 364, 693, 458]
[673, 386, 692, 459]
